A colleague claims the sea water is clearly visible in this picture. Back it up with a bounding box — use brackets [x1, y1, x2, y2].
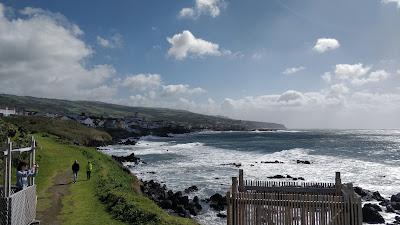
[102, 130, 400, 225]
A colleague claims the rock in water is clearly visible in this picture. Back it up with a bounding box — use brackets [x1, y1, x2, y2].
[362, 203, 385, 224]
[112, 153, 140, 164]
[296, 160, 311, 164]
[208, 193, 227, 211]
[184, 185, 199, 193]
[217, 212, 227, 218]
[391, 193, 400, 202]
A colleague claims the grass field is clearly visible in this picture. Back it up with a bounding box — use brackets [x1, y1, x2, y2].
[34, 135, 197, 225]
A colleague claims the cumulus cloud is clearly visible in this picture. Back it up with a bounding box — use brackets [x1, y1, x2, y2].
[324, 64, 390, 86]
[204, 88, 400, 128]
[334, 63, 371, 80]
[167, 30, 222, 60]
[313, 38, 340, 53]
[118, 74, 161, 91]
[0, 3, 116, 101]
[113, 73, 206, 107]
[0, 3, 207, 107]
[329, 83, 349, 96]
[97, 33, 123, 48]
[351, 70, 390, 86]
[322, 72, 332, 83]
[283, 66, 306, 75]
[179, 0, 225, 19]
[162, 84, 205, 96]
[382, 0, 400, 8]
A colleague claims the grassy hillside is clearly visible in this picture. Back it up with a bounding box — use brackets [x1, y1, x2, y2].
[0, 93, 286, 129]
[0, 118, 198, 225]
[3, 116, 112, 146]
[35, 135, 197, 225]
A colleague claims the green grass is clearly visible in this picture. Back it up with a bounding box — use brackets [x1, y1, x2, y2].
[4, 116, 112, 146]
[35, 135, 197, 225]
[35, 134, 123, 225]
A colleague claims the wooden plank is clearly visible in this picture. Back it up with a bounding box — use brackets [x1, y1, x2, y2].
[243, 186, 336, 194]
[227, 192, 232, 225]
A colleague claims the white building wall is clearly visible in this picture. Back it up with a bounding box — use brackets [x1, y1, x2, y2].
[0, 107, 16, 116]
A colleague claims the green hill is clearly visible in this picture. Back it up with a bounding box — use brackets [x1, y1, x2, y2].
[0, 94, 286, 130]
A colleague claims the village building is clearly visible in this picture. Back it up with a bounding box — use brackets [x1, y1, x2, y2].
[0, 107, 16, 117]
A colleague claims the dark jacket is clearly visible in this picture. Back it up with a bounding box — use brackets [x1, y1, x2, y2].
[72, 162, 80, 172]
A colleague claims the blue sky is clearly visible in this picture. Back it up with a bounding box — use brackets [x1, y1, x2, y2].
[1, 0, 400, 128]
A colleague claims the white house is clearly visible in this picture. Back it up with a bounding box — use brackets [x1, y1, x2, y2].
[80, 117, 95, 127]
[0, 107, 16, 117]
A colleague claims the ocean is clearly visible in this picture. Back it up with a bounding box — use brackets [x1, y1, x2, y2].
[101, 130, 400, 225]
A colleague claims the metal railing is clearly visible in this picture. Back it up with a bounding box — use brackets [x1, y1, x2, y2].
[1, 138, 38, 225]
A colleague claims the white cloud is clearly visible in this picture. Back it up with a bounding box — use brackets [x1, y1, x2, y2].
[119, 74, 161, 91]
[179, 8, 195, 18]
[382, 0, 400, 8]
[313, 38, 340, 53]
[397, 69, 400, 74]
[0, 3, 208, 110]
[251, 52, 263, 60]
[283, 66, 306, 75]
[329, 83, 349, 96]
[179, 0, 225, 19]
[0, 3, 116, 101]
[322, 72, 332, 83]
[325, 64, 390, 86]
[162, 84, 205, 96]
[334, 63, 371, 80]
[167, 30, 221, 60]
[205, 88, 400, 129]
[97, 33, 123, 48]
[351, 70, 390, 86]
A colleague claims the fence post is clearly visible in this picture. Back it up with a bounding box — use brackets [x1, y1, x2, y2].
[335, 172, 341, 195]
[6, 140, 12, 197]
[3, 138, 10, 197]
[227, 191, 232, 225]
[232, 177, 238, 225]
[29, 137, 36, 186]
[238, 169, 244, 192]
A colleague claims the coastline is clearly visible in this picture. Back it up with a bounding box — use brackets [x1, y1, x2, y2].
[103, 130, 400, 225]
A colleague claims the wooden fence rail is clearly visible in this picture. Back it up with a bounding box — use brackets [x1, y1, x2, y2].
[227, 170, 362, 225]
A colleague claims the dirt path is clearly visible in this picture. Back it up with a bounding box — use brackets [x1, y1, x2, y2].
[38, 170, 71, 225]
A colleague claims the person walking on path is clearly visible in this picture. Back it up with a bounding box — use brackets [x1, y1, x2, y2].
[16, 161, 38, 191]
[86, 161, 93, 180]
[72, 160, 80, 183]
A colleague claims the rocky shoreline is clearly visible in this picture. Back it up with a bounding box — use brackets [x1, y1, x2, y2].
[108, 151, 400, 224]
[110, 152, 228, 219]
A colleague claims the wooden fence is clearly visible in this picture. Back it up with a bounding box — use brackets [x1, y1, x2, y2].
[226, 170, 362, 225]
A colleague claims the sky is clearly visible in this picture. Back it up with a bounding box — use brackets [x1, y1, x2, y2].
[0, 0, 400, 129]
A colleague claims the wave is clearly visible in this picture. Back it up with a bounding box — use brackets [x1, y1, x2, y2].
[102, 138, 400, 225]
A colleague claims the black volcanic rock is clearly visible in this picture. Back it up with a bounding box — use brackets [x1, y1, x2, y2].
[208, 193, 227, 211]
[184, 185, 199, 193]
[391, 193, 400, 202]
[112, 153, 140, 164]
[140, 180, 202, 217]
[362, 204, 385, 224]
[296, 160, 311, 164]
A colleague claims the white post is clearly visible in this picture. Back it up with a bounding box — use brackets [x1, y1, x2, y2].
[7, 140, 12, 197]
[31, 137, 36, 185]
[3, 138, 9, 196]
